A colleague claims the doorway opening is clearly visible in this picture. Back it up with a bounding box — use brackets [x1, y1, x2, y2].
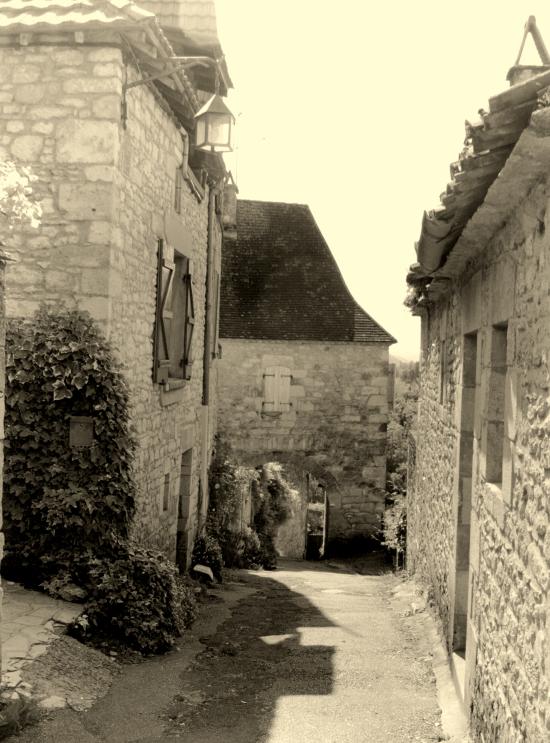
[176, 448, 193, 571]
[305, 474, 329, 560]
[452, 333, 477, 690]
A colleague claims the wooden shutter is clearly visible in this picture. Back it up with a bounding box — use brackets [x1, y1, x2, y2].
[153, 239, 174, 384]
[263, 366, 292, 412]
[263, 368, 277, 412]
[278, 369, 291, 410]
[182, 258, 195, 380]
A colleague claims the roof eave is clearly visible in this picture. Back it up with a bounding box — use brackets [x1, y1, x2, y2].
[408, 105, 550, 309]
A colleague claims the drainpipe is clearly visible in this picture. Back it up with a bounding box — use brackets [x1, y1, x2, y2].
[202, 184, 216, 406]
[200, 180, 223, 528]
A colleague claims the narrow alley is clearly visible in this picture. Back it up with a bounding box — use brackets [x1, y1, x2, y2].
[10, 561, 458, 743]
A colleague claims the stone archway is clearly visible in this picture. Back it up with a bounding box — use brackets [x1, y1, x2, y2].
[230, 447, 385, 558]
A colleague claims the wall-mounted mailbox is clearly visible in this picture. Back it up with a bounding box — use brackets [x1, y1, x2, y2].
[69, 416, 94, 448]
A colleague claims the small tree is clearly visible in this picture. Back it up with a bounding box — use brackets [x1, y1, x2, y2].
[0, 160, 41, 231]
[382, 361, 419, 567]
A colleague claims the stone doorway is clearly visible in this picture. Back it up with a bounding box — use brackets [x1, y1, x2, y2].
[176, 448, 193, 571]
[451, 332, 478, 692]
[305, 475, 329, 560]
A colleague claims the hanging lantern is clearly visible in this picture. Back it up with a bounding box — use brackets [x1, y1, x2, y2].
[194, 94, 234, 153]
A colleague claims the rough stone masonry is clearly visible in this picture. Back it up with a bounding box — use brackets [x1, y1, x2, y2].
[0, 41, 221, 562]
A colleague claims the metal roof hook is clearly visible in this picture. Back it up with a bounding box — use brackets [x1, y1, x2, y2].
[514, 15, 550, 66]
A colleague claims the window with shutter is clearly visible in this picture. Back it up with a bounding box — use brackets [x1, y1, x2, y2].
[153, 241, 195, 384]
[153, 239, 174, 384]
[262, 366, 292, 413]
[182, 258, 195, 380]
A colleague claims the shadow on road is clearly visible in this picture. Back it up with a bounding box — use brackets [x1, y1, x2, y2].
[165, 573, 336, 741]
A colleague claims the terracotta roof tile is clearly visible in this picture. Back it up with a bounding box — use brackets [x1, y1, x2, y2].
[0, 0, 153, 31]
[220, 200, 395, 344]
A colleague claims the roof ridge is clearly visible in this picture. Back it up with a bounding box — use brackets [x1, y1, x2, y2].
[238, 198, 310, 208]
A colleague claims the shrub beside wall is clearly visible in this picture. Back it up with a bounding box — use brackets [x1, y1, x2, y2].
[3, 309, 196, 653]
[4, 309, 135, 582]
[200, 439, 293, 572]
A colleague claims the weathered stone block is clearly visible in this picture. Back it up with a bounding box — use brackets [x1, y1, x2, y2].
[14, 84, 44, 103]
[88, 48, 122, 63]
[52, 49, 84, 66]
[87, 221, 111, 244]
[27, 106, 68, 119]
[58, 183, 114, 220]
[63, 77, 120, 95]
[32, 122, 54, 135]
[84, 165, 114, 182]
[92, 95, 121, 120]
[6, 121, 24, 133]
[56, 120, 118, 164]
[78, 296, 110, 321]
[10, 134, 43, 161]
[93, 63, 121, 78]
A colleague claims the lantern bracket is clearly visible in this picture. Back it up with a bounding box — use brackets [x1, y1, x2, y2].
[122, 56, 223, 92]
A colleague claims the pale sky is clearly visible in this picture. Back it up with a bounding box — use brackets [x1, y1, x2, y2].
[215, 1, 550, 359]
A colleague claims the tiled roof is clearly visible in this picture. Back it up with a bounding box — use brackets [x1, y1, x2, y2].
[0, 0, 153, 31]
[220, 200, 395, 344]
[407, 58, 550, 308]
[0, 0, 200, 114]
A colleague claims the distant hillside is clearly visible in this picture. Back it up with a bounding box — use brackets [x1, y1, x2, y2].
[390, 354, 419, 367]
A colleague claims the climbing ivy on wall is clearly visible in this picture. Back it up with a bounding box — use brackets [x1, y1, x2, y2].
[3, 308, 198, 654]
[3, 308, 136, 583]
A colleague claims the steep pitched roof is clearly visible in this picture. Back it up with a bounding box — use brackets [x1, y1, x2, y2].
[220, 200, 395, 344]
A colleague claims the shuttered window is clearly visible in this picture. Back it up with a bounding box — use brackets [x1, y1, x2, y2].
[153, 239, 195, 383]
[262, 366, 292, 413]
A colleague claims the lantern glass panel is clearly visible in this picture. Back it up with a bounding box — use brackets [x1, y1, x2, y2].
[207, 113, 231, 147]
[196, 117, 207, 148]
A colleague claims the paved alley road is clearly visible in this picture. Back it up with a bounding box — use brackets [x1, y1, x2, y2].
[12, 560, 445, 743]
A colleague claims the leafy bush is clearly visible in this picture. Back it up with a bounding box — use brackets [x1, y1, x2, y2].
[382, 362, 418, 566]
[382, 493, 407, 567]
[70, 543, 197, 654]
[2, 309, 197, 654]
[204, 442, 293, 572]
[251, 463, 293, 569]
[191, 533, 224, 582]
[208, 437, 251, 532]
[215, 526, 262, 569]
[3, 309, 135, 586]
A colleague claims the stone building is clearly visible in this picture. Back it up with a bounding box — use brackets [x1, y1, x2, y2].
[219, 197, 395, 551]
[0, 0, 230, 567]
[406, 33, 550, 743]
[0, 251, 7, 675]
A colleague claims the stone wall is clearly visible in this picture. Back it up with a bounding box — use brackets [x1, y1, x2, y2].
[218, 338, 390, 543]
[0, 43, 221, 563]
[0, 259, 5, 677]
[409, 179, 550, 741]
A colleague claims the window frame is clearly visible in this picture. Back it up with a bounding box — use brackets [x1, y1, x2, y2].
[153, 239, 195, 385]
